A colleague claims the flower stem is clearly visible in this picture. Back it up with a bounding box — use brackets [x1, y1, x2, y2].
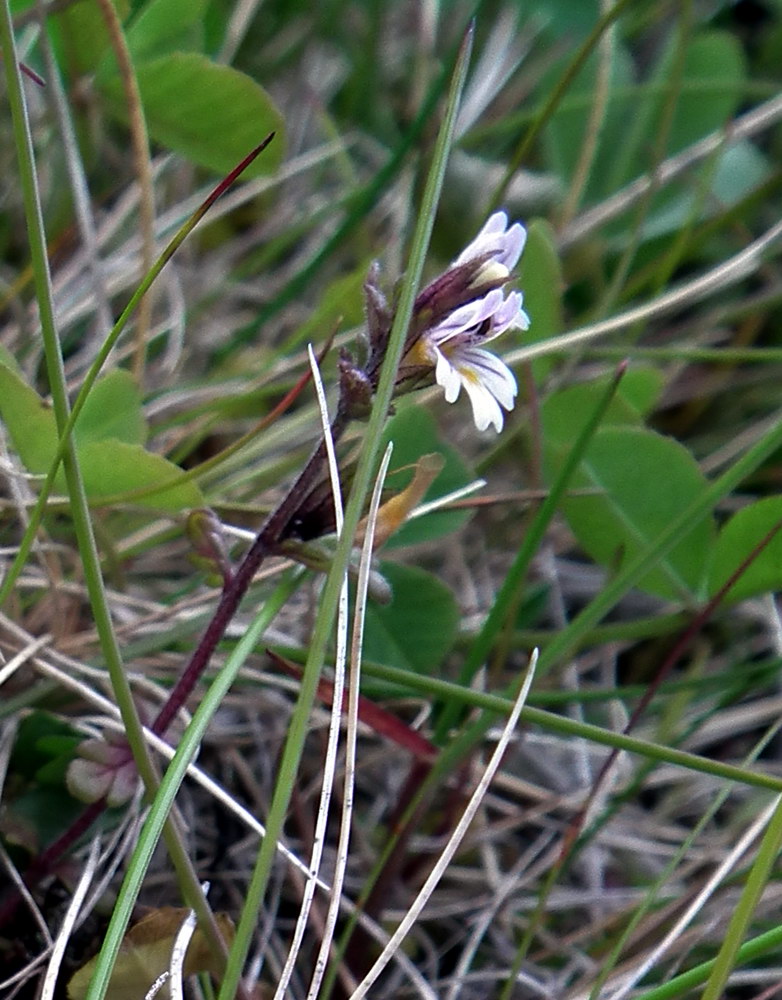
[152, 403, 350, 737]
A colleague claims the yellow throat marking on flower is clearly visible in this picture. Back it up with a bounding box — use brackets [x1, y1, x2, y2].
[406, 337, 435, 367]
[459, 366, 480, 386]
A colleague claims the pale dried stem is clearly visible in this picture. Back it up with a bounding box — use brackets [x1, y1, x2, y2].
[94, 0, 157, 383]
[560, 92, 782, 248]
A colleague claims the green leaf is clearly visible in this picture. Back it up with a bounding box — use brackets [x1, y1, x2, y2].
[9, 712, 82, 779]
[0, 363, 59, 476]
[99, 52, 285, 177]
[663, 31, 745, 158]
[550, 426, 715, 601]
[78, 440, 203, 510]
[711, 141, 771, 205]
[51, 0, 130, 77]
[34, 735, 84, 784]
[362, 562, 459, 674]
[0, 364, 199, 510]
[379, 404, 475, 548]
[544, 43, 635, 203]
[518, 219, 562, 381]
[75, 369, 147, 447]
[545, 31, 745, 205]
[709, 498, 782, 604]
[6, 786, 85, 852]
[541, 367, 664, 452]
[126, 0, 207, 62]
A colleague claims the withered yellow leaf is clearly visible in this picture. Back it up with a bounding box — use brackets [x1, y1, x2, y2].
[357, 453, 444, 550]
[68, 907, 234, 1000]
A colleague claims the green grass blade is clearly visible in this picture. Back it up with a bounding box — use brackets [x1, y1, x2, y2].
[434, 361, 628, 743]
[83, 568, 302, 1000]
[217, 26, 475, 1000]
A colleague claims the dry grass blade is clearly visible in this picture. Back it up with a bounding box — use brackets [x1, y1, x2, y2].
[349, 650, 540, 1000]
[306, 442, 395, 1000]
[41, 836, 101, 1000]
[272, 346, 349, 998]
[168, 903, 199, 1000]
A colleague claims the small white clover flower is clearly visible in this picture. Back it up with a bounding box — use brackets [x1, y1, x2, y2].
[411, 212, 529, 433]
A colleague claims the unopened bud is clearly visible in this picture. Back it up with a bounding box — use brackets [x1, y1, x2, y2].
[364, 261, 392, 356]
[338, 349, 374, 419]
[186, 508, 232, 586]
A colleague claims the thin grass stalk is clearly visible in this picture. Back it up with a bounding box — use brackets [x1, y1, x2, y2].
[39, 28, 113, 341]
[306, 443, 394, 1000]
[169, 904, 198, 1000]
[597, 1, 694, 319]
[699, 792, 782, 1000]
[0, 136, 274, 612]
[241, 20, 467, 344]
[506, 214, 782, 368]
[1, 0, 155, 871]
[434, 361, 628, 742]
[559, 91, 782, 248]
[490, 0, 637, 210]
[217, 27, 475, 999]
[567, 721, 782, 1000]
[82, 568, 302, 1000]
[0, 7, 233, 955]
[534, 407, 782, 677]
[348, 650, 539, 1000]
[41, 837, 101, 1000]
[93, 0, 156, 382]
[271, 349, 349, 1000]
[558, 0, 617, 226]
[604, 793, 778, 1000]
[632, 915, 782, 1000]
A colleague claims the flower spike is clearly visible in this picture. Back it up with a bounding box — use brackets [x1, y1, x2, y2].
[402, 212, 529, 432]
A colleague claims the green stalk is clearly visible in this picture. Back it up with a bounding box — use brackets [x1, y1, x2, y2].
[699, 793, 782, 1000]
[434, 360, 628, 742]
[83, 569, 303, 1000]
[0, 1, 229, 962]
[0, 0, 153, 797]
[216, 26, 475, 1000]
[490, 0, 636, 211]
[0, 136, 274, 610]
[536, 409, 782, 676]
[633, 922, 782, 1000]
[588, 724, 780, 1000]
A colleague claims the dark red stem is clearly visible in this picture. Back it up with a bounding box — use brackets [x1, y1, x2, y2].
[152, 404, 349, 737]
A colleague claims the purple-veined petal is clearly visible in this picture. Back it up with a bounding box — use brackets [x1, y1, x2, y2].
[461, 375, 505, 433]
[434, 347, 463, 402]
[491, 291, 528, 331]
[454, 211, 509, 265]
[426, 288, 506, 345]
[455, 348, 517, 410]
[454, 211, 527, 273]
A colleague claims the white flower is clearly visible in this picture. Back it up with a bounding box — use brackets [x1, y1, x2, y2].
[413, 213, 529, 433]
[454, 210, 527, 284]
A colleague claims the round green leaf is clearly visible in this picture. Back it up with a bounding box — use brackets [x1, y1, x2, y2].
[126, 0, 208, 63]
[518, 219, 562, 380]
[362, 562, 459, 675]
[100, 52, 285, 177]
[554, 425, 715, 601]
[75, 369, 147, 448]
[79, 440, 203, 510]
[0, 363, 58, 475]
[542, 368, 664, 451]
[709, 498, 782, 604]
